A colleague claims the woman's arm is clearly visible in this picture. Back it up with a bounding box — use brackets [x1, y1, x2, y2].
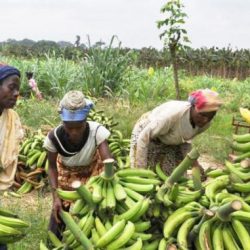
[98, 140, 113, 160]
[47, 151, 62, 222]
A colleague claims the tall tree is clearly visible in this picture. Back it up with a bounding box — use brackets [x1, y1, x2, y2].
[157, 0, 189, 99]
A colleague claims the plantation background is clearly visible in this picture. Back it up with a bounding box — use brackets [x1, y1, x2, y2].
[1, 38, 250, 249]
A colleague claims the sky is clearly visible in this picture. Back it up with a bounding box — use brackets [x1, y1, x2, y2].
[0, 0, 250, 50]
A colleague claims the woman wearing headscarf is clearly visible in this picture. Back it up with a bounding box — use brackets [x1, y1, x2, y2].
[130, 89, 222, 175]
[44, 90, 113, 239]
[0, 64, 23, 250]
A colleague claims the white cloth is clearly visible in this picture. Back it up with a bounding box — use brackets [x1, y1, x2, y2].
[0, 109, 23, 190]
[130, 101, 210, 167]
[44, 121, 110, 167]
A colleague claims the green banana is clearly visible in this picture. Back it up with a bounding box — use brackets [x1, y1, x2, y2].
[113, 180, 127, 201]
[124, 187, 144, 201]
[17, 181, 33, 194]
[155, 163, 167, 181]
[0, 223, 23, 236]
[222, 224, 241, 250]
[120, 176, 161, 185]
[0, 215, 29, 228]
[164, 207, 200, 239]
[177, 217, 197, 250]
[212, 223, 224, 250]
[117, 168, 156, 178]
[95, 217, 107, 237]
[118, 199, 144, 221]
[96, 219, 126, 247]
[36, 151, 47, 168]
[56, 189, 80, 201]
[120, 181, 154, 193]
[120, 237, 143, 250]
[106, 221, 135, 250]
[134, 221, 151, 232]
[232, 219, 250, 250]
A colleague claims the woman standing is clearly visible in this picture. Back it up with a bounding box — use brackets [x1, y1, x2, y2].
[44, 90, 113, 239]
[0, 64, 23, 250]
[130, 89, 222, 175]
[26, 72, 42, 100]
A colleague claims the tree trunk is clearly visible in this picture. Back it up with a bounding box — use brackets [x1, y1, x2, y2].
[170, 47, 180, 100]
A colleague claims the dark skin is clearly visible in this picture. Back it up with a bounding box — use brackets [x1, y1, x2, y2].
[48, 120, 112, 223]
[190, 106, 216, 128]
[0, 75, 20, 115]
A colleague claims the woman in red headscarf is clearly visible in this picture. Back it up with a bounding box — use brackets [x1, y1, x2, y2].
[130, 89, 222, 175]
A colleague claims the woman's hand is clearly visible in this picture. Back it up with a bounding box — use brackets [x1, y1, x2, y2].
[53, 197, 63, 223]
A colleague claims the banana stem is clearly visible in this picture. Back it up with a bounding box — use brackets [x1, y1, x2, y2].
[166, 148, 200, 186]
[59, 210, 93, 250]
[216, 200, 242, 221]
[188, 209, 214, 242]
[192, 166, 203, 191]
[103, 158, 115, 179]
[71, 180, 95, 208]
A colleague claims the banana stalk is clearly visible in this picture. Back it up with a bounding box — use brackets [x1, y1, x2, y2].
[166, 148, 199, 186]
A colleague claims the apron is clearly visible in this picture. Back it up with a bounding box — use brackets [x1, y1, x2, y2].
[57, 150, 104, 191]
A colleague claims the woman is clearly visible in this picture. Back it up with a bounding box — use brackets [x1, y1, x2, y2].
[0, 64, 23, 250]
[25, 72, 42, 100]
[44, 90, 113, 239]
[130, 89, 222, 175]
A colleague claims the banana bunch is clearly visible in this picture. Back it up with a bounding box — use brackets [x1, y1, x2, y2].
[230, 132, 250, 163]
[0, 207, 29, 244]
[19, 133, 47, 169]
[74, 168, 157, 217]
[240, 107, 250, 124]
[88, 109, 118, 131]
[15, 130, 48, 194]
[155, 150, 202, 208]
[48, 213, 156, 250]
[108, 129, 130, 158]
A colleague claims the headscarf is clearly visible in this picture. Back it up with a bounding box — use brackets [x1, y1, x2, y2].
[0, 64, 21, 83]
[188, 89, 223, 113]
[58, 91, 94, 121]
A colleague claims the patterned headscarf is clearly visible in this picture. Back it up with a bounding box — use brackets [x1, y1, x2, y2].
[188, 89, 223, 113]
[0, 64, 20, 83]
[59, 91, 94, 121]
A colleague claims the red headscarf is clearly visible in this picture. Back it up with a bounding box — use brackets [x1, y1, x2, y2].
[188, 89, 223, 113]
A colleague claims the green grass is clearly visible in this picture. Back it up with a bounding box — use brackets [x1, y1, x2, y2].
[1, 192, 51, 250]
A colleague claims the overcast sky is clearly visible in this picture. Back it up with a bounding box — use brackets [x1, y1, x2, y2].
[0, 0, 249, 49]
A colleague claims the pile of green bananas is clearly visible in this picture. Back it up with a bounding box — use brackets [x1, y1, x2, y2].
[18, 131, 48, 170]
[88, 109, 118, 132]
[108, 130, 130, 158]
[0, 207, 29, 244]
[40, 141, 250, 250]
[15, 130, 48, 195]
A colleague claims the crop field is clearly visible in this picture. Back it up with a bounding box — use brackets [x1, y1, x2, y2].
[1, 49, 250, 250]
